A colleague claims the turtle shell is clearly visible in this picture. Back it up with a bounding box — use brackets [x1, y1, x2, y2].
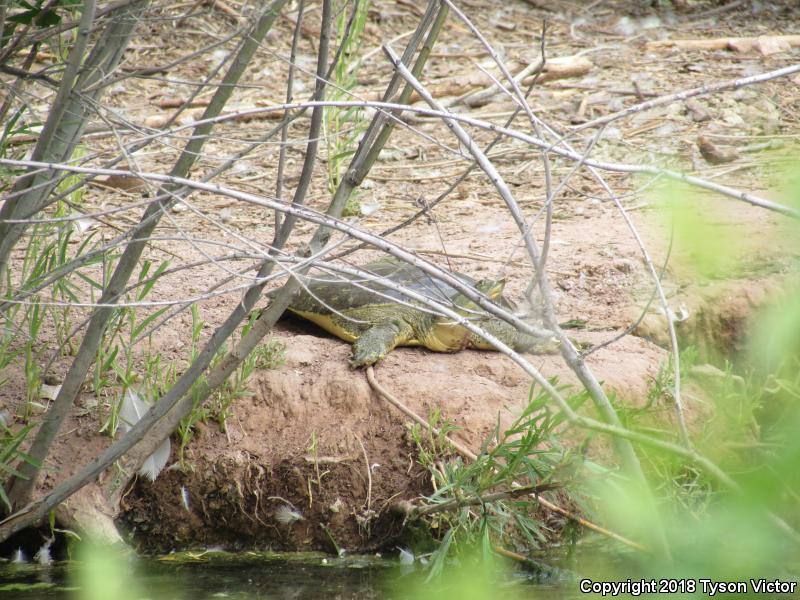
[289, 257, 503, 316]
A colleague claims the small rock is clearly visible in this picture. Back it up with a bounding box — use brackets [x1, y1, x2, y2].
[684, 98, 711, 122]
[613, 258, 636, 274]
[284, 345, 315, 367]
[697, 135, 738, 165]
[219, 208, 234, 224]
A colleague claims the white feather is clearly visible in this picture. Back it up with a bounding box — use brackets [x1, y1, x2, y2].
[275, 505, 304, 524]
[398, 547, 415, 565]
[35, 538, 53, 566]
[119, 389, 171, 481]
[181, 486, 191, 511]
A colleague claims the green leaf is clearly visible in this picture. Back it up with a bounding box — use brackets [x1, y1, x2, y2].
[137, 260, 169, 300]
[76, 271, 104, 290]
[130, 306, 169, 340]
[0, 485, 11, 511]
[8, 10, 38, 25]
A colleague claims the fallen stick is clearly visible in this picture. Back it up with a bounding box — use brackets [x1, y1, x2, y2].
[204, 0, 240, 20]
[647, 35, 800, 55]
[413, 55, 592, 105]
[156, 96, 211, 109]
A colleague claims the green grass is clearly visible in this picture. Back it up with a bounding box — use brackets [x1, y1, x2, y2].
[0, 422, 39, 511]
[175, 305, 286, 462]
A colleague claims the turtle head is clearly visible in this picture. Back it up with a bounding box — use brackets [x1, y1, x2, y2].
[474, 277, 507, 300]
[449, 277, 521, 320]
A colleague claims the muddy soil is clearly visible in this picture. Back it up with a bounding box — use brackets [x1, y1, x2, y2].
[1, 0, 799, 553]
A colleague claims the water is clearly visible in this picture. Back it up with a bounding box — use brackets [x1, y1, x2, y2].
[0, 551, 575, 599]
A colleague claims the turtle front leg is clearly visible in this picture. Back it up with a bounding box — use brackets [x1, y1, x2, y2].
[350, 319, 413, 368]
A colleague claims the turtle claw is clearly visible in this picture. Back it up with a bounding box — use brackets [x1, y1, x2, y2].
[349, 319, 409, 368]
[349, 347, 385, 369]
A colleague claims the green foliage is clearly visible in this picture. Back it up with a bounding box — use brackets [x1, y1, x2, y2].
[658, 183, 737, 278]
[0, 105, 36, 166]
[0, 160, 101, 417]
[211, 313, 286, 431]
[644, 345, 699, 413]
[1, 0, 82, 51]
[592, 227, 800, 579]
[772, 158, 800, 214]
[411, 382, 581, 573]
[72, 542, 147, 600]
[96, 258, 170, 434]
[0, 422, 39, 511]
[394, 547, 528, 600]
[174, 304, 209, 461]
[409, 409, 460, 470]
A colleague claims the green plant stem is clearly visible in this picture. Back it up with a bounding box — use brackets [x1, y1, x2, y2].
[275, 0, 305, 232]
[400, 483, 560, 518]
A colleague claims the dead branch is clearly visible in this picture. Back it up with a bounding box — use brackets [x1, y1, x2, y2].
[647, 35, 800, 56]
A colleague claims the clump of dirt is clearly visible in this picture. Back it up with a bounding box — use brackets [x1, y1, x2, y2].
[631, 276, 788, 362]
[119, 328, 669, 553]
[630, 194, 798, 363]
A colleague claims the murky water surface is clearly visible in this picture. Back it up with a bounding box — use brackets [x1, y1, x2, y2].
[0, 551, 579, 599]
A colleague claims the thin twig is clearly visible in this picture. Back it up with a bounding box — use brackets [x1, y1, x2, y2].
[355, 435, 372, 513]
[572, 63, 800, 135]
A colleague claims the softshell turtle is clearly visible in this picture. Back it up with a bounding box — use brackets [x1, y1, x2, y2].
[282, 257, 556, 367]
